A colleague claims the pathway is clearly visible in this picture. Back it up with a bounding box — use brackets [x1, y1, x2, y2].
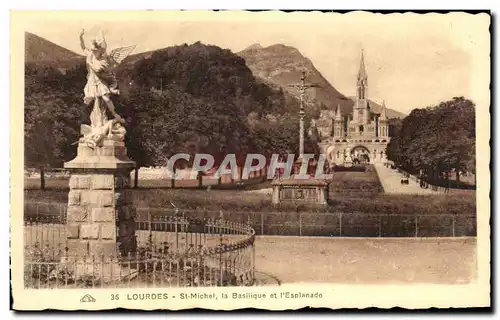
[255, 236, 476, 285]
[373, 163, 437, 195]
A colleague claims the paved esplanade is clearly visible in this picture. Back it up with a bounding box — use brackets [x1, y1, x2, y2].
[255, 236, 476, 285]
[374, 163, 437, 195]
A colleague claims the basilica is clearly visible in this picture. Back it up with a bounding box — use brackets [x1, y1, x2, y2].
[317, 51, 391, 165]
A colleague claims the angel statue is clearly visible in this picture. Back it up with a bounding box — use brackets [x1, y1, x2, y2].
[77, 29, 136, 148]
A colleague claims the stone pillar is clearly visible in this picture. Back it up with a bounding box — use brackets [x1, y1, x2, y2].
[320, 186, 328, 204]
[299, 115, 305, 157]
[64, 139, 136, 258]
[271, 185, 281, 204]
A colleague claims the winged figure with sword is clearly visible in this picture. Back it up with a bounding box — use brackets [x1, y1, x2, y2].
[80, 29, 135, 123]
[77, 29, 136, 148]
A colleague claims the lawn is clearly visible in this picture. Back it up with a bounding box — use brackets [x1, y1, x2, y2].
[23, 166, 476, 238]
[23, 167, 477, 238]
[24, 182, 476, 217]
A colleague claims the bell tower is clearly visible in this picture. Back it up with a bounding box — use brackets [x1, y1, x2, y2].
[353, 50, 369, 126]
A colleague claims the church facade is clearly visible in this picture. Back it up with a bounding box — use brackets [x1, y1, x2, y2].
[317, 51, 391, 165]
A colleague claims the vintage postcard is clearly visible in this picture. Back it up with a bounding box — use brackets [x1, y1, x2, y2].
[10, 10, 490, 310]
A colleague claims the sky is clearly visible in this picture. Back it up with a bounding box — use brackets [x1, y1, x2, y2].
[17, 11, 490, 114]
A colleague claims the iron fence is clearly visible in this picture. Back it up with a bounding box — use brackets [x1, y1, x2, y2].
[393, 167, 476, 195]
[24, 202, 476, 239]
[23, 208, 255, 289]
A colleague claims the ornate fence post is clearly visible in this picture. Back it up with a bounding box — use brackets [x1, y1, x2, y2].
[378, 215, 382, 237]
[218, 211, 224, 286]
[260, 212, 264, 236]
[299, 212, 303, 237]
[415, 216, 419, 238]
[148, 210, 153, 252]
[339, 212, 343, 236]
[452, 215, 456, 237]
[175, 216, 179, 251]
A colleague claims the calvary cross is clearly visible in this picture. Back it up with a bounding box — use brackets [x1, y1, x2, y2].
[288, 71, 321, 158]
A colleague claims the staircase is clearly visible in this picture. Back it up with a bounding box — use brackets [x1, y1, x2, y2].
[328, 165, 383, 198]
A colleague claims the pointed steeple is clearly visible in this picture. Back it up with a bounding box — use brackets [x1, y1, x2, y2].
[357, 49, 367, 80]
[356, 49, 368, 101]
[380, 100, 387, 121]
[334, 104, 342, 121]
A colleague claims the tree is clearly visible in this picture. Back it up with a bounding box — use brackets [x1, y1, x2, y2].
[24, 63, 87, 188]
[386, 97, 475, 187]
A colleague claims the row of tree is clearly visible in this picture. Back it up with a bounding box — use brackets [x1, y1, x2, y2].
[24, 42, 319, 179]
[386, 96, 476, 186]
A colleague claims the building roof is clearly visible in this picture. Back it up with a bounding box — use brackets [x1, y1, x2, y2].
[271, 177, 329, 186]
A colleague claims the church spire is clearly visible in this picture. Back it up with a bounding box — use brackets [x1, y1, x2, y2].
[356, 49, 368, 100]
[357, 49, 367, 80]
[334, 104, 342, 121]
[380, 100, 387, 121]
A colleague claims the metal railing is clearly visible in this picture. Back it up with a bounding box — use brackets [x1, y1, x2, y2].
[23, 207, 255, 289]
[24, 202, 476, 238]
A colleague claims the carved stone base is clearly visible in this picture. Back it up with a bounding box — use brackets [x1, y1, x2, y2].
[64, 138, 137, 259]
[65, 138, 135, 169]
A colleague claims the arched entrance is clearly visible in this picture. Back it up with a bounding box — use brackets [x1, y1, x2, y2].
[325, 145, 336, 164]
[351, 145, 371, 164]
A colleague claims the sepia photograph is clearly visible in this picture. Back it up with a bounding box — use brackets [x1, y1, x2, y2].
[10, 10, 490, 310]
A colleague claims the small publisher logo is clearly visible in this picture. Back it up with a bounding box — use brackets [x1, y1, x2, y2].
[80, 294, 96, 303]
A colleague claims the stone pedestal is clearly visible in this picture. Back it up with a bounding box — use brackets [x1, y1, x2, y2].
[271, 176, 329, 206]
[64, 139, 136, 258]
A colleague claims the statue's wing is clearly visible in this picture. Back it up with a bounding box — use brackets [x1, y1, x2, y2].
[108, 45, 136, 65]
[80, 124, 92, 136]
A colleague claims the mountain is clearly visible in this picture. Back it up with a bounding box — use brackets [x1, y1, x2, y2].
[237, 44, 352, 112]
[25, 32, 84, 69]
[237, 43, 406, 119]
